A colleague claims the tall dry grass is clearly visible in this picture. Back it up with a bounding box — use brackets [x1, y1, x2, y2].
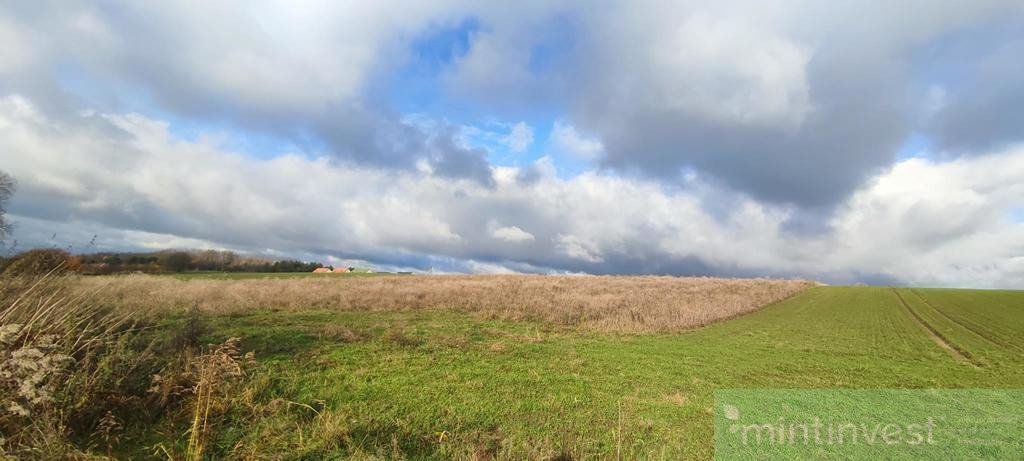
[0, 272, 150, 458]
[1, 272, 267, 459]
[147, 336, 256, 461]
[79, 275, 814, 333]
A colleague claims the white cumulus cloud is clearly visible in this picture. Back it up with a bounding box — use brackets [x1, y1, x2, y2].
[490, 223, 535, 243]
[503, 121, 534, 153]
[551, 120, 603, 158]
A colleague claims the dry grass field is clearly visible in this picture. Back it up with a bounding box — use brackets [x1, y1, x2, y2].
[80, 274, 815, 333]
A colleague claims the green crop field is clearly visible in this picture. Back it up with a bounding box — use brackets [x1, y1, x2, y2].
[129, 285, 1024, 459]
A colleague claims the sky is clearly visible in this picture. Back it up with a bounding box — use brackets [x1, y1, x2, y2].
[1, 1, 1023, 288]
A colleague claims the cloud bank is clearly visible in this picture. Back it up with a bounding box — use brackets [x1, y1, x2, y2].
[1, 1, 1023, 287]
[3, 96, 1022, 287]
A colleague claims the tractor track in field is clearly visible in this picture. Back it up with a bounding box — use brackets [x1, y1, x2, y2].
[891, 289, 978, 367]
[909, 289, 1023, 353]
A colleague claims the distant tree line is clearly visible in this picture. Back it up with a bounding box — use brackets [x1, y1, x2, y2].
[0, 248, 325, 276]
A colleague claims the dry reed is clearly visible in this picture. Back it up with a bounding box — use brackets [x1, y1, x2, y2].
[78, 275, 814, 333]
[1, 272, 144, 457]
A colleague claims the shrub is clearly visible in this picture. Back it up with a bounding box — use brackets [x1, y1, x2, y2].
[1, 249, 71, 276]
[171, 304, 209, 351]
[64, 255, 83, 272]
[161, 252, 193, 273]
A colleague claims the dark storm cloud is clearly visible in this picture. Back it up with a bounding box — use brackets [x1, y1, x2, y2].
[930, 39, 1024, 153]
[601, 50, 911, 206]
[433, 1, 1024, 207]
[591, 74, 911, 208]
[426, 129, 496, 187]
[561, 4, 1023, 208]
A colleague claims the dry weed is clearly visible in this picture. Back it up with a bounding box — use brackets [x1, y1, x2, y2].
[319, 324, 360, 343]
[1, 273, 145, 457]
[80, 274, 814, 333]
[148, 337, 256, 461]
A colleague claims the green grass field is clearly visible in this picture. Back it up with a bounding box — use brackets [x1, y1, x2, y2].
[136, 285, 1023, 459]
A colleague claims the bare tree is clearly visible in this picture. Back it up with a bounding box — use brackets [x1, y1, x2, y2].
[0, 171, 14, 242]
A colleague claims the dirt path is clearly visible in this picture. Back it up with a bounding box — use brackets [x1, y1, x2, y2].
[891, 288, 978, 367]
[910, 289, 1023, 353]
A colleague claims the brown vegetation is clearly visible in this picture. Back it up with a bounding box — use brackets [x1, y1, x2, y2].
[0, 249, 74, 276]
[80, 274, 814, 333]
[0, 272, 272, 459]
[0, 273, 152, 458]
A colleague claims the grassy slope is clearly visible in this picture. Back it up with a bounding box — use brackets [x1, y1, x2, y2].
[147, 286, 1024, 459]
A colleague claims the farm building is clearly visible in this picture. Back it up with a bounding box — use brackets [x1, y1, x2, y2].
[312, 267, 331, 273]
[332, 267, 351, 273]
